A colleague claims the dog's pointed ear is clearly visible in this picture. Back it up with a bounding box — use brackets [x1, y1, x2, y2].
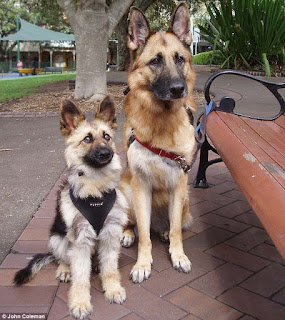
[128, 7, 151, 50]
[168, 3, 192, 46]
[60, 99, 85, 136]
[97, 95, 117, 129]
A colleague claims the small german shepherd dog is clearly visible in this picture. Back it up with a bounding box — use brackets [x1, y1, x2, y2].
[120, 3, 196, 283]
[14, 97, 128, 319]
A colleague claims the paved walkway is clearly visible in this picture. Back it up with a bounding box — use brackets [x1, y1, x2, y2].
[0, 69, 284, 319]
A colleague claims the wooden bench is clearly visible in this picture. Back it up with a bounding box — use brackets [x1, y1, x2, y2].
[43, 67, 62, 74]
[194, 70, 285, 259]
[19, 68, 43, 76]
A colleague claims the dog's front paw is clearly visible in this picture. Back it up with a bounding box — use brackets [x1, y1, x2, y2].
[171, 253, 192, 273]
[56, 263, 71, 282]
[120, 230, 135, 248]
[69, 301, 93, 319]
[130, 263, 151, 283]
[105, 286, 126, 304]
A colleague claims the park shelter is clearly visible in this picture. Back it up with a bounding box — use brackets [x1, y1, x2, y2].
[0, 19, 76, 71]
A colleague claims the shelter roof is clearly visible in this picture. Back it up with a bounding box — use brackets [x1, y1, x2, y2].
[0, 19, 75, 41]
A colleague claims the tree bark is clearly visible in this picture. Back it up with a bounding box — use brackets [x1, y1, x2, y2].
[57, 0, 133, 100]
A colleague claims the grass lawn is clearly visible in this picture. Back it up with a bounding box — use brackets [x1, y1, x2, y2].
[0, 73, 76, 102]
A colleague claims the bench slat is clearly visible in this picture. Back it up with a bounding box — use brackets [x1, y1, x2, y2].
[274, 114, 285, 129]
[219, 112, 285, 174]
[242, 118, 285, 157]
[206, 111, 285, 259]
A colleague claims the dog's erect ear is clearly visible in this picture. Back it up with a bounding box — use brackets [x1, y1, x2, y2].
[168, 3, 192, 46]
[60, 99, 85, 136]
[97, 95, 117, 128]
[128, 7, 151, 50]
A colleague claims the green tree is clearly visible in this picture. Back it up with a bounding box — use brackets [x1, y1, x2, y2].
[0, 1, 31, 63]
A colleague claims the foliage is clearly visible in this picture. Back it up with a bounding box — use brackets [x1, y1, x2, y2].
[199, 0, 285, 76]
[0, 72, 75, 102]
[192, 50, 223, 65]
[0, 1, 31, 61]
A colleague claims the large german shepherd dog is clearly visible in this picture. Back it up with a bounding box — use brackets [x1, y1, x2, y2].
[14, 97, 127, 319]
[120, 3, 197, 283]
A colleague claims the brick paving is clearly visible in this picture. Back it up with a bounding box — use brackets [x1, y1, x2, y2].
[0, 114, 285, 320]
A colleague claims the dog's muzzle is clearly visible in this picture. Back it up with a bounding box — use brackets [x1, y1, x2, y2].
[83, 146, 114, 168]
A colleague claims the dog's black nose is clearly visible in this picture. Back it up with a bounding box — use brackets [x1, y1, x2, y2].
[97, 147, 113, 161]
[169, 81, 185, 98]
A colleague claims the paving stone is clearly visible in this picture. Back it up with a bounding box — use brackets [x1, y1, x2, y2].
[218, 287, 285, 320]
[47, 297, 69, 320]
[165, 286, 242, 320]
[272, 288, 285, 306]
[0, 286, 57, 306]
[240, 263, 285, 297]
[0, 268, 58, 286]
[26, 218, 54, 229]
[190, 201, 223, 218]
[213, 172, 235, 183]
[206, 244, 270, 272]
[183, 227, 234, 252]
[185, 250, 225, 273]
[119, 253, 135, 269]
[88, 287, 130, 320]
[18, 228, 50, 241]
[206, 181, 238, 194]
[223, 190, 247, 201]
[225, 227, 270, 252]
[151, 249, 172, 272]
[211, 200, 252, 219]
[120, 313, 144, 320]
[191, 190, 236, 206]
[181, 315, 201, 320]
[34, 207, 56, 219]
[0, 306, 49, 314]
[141, 265, 206, 297]
[198, 213, 249, 233]
[249, 243, 284, 265]
[1, 254, 37, 269]
[123, 285, 187, 320]
[188, 220, 211, 234]
[238, 316, 256, 320]
[189, 263, 252, 298]
[234, 210, 263, 228]
[12, 240, 49, 254]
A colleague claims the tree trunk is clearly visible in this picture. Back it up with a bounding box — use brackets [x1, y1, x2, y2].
[116, 12, 129, 71]
[57, 0, 133, 101]
[73, 9, 108, 101]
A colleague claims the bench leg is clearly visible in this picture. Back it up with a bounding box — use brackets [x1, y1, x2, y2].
[194, 136, 223, 188]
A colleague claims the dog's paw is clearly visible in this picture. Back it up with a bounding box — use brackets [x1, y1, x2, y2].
[120, 231, 135, 248]
[160, 230, 170, 243]
[69, 301, 93, 319]
[171, 253, 192, 273]
[105, 286, 126, 304]
[56, 264, 71, 282]
[130, 263, 151, 283]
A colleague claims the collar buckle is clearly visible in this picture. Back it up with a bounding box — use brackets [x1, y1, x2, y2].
[175, 156, 191, 173]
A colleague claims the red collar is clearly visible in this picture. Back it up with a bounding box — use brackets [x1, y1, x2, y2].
[134, 136, 191, 172]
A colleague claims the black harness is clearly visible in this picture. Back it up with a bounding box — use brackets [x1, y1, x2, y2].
[69, 188, 117, 234]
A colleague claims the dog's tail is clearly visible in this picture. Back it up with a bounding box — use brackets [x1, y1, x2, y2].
[14, 253, 55, 286]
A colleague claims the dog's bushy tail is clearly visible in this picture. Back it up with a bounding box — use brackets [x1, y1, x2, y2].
[14, 253, 55, 286]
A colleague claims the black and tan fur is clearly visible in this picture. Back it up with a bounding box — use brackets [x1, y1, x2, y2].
[120, 3, 196, 283]
[14, 97, 128, 319]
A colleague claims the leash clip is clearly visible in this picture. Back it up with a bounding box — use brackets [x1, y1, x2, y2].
[175, 156, 191, 173]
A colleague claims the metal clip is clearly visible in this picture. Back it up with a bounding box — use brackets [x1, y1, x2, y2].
[175, 156, 191, 173]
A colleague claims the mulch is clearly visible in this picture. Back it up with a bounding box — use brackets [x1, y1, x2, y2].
[0, 80, 205, 113]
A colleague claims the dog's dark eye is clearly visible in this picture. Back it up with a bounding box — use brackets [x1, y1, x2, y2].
[175, 54, 185, 66]
[150, 55, 162, 66]
[103, 132, 111, 141]
[83, 135, 93, 143]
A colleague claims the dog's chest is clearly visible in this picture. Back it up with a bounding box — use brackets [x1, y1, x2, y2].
[128, 141, 185, 189]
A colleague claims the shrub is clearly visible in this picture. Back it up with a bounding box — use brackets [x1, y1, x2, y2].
[199, 0, 285, 76]
[192, 51, 222, 65]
